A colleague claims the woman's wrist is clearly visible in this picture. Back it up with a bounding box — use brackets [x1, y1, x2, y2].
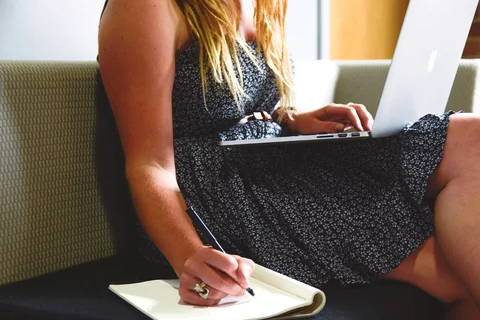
[273, 107, 298, 134]
[170, 242, 204, 277]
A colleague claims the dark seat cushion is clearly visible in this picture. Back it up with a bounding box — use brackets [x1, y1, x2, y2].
[0, 255, 175, 320]
[0, 255, 445, 320]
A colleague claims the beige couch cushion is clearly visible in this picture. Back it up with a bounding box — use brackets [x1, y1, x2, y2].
[0, 61, 117, 285]
[293, 59, 480, 116]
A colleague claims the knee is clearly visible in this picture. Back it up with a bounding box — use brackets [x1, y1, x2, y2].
[445, 114, 480, 155]
[439, 282, 471, 305]
[435, 113, 480, 184]
[382, 237, 470, 304]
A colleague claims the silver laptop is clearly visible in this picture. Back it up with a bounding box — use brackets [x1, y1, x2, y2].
[220, 0, 478, 147]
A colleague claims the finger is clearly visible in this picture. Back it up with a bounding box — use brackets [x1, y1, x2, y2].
[180, 273, 228, 301]
[333, 104, 363, 131]
[233, 256, 255, 289]
[195, 247, 241, 281]
[184, 248, 245, 296]
[261, 110, 272, 121]
[178, 282, 222, 306]
[198, 265, 245, 296]
[312, 119, 345, 133]
[179, 274, 228, 302]
[181, 291, 221, 306]
[339, 121, 354, 131]
[348, 103, 374, 131]
[319, 105, 363, 131]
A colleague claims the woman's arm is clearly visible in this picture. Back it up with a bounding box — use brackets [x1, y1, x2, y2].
[98, 0, 253, 305]
[274, 103, 374, 134]
[99, 0, 198, 274]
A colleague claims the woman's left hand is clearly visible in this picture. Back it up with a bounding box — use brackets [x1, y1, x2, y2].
[285, 103, 374, 135]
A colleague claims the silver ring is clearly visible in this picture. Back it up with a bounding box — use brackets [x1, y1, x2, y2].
[193, 282, 209, 299]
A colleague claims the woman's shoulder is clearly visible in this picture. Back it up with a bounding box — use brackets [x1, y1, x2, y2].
[100, 0, 191, 54]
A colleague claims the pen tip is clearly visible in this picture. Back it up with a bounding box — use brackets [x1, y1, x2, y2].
[246, 287, 255, 296]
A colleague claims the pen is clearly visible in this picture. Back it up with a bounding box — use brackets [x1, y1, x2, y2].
[186, 206, 255, 297]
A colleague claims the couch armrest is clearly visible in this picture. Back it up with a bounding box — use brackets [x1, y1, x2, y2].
[333, 59, 480, 116]
[0, 61, 118, 286]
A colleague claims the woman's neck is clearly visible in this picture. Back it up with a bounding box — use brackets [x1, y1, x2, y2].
[236, 0, 256, 42]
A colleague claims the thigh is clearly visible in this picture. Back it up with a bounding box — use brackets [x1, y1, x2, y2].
[426, 113, 480, 198]
[381, 236, 468, 304]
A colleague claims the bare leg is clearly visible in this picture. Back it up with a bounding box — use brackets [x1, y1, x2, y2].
[447, 297, 479, 320]
[434, 177, 480, 299]
[382, 236, 473, 305]
[383, 113, 480, 319]
[429, 114, 480, 304]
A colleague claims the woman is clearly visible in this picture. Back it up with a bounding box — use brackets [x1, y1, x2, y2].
[98, 0, 480, 317]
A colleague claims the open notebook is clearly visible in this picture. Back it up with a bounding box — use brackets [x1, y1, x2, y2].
[109, 264, 326, 320]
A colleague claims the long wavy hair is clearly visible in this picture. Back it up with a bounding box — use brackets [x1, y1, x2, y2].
[177, 0, 294, 118]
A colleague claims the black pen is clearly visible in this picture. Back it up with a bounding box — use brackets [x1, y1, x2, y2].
[186, 206, 255, 296]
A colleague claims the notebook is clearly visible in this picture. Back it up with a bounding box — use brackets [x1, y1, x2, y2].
[220, 0, 479, 147]
[109, 264, 326, 320]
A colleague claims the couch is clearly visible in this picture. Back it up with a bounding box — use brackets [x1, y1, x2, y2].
[1, 59, 479, 319]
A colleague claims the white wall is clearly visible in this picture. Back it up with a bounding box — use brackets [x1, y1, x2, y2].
[286, 0, 320, 61]
[0, 0, 105, 60]
[0, 0, 328, 61]
[319, 0, 331, 59]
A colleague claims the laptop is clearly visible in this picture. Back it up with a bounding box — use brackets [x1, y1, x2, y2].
[220, 0, 479, 147]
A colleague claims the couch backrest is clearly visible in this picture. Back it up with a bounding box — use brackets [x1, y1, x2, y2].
[294, 59, 480, 116]
[0, 61, 124, 285]
[334, 59, 480, 116]
[2, 58, 479, 286]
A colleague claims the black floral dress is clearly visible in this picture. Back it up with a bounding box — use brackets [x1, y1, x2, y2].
[137, 42, 451, 289]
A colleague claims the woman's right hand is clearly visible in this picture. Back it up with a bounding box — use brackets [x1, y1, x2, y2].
[178, 246, 255, 306]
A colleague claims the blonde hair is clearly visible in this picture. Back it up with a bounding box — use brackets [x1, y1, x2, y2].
[177, 0, 294, 120]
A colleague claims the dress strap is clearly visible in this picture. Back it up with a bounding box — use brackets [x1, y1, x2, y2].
[100, 0, 109, 19]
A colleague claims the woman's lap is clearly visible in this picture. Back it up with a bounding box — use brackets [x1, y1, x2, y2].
[140, 112, 455, 289]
